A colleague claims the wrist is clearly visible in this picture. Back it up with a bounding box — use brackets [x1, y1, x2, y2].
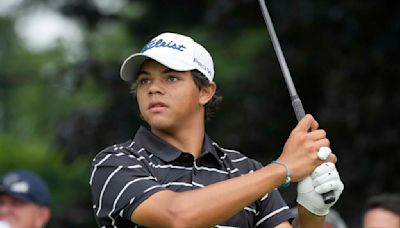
[270, 160, 291, 188]
[297, 197, 330, 216]
[297, 204, 326, 227]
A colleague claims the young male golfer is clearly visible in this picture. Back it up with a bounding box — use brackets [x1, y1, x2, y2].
[90, 32, 344, 227]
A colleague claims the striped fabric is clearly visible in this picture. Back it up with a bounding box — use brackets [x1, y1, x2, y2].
[90, 126, 293, 227]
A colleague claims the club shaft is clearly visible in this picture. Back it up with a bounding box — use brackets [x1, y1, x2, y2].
[258, 1, 297, 98]
[258, 0, 335, 204]
[258, 0, 306, 121]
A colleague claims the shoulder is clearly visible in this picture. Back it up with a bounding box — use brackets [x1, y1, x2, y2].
[213, 143, 263, 171]
[91, 140, 149, 167]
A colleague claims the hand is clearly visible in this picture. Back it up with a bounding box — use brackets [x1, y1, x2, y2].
[296, 162, 344, 216]
[277, 114, 336, 182]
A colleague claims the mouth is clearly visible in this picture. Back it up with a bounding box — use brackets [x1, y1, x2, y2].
[148, 101, 168, 112]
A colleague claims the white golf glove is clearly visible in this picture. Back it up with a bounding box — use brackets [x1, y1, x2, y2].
[296, 162, 344, 216]
[0, 221, 10, 228]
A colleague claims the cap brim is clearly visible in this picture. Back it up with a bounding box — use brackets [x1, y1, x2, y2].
[120, 54, 149, 82]
[0, 189, 34, 205]
[120, 52, 195, 82]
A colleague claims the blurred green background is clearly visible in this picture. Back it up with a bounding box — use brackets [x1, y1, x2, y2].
[0, 0, 399, 227]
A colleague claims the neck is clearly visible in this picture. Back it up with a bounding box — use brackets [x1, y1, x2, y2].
[151, 117, 205, 159]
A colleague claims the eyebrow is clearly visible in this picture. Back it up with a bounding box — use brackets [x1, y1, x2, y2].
[137, 70, 149, 76]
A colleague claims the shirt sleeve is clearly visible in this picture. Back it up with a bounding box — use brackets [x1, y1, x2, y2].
[89, 147, 167, 226]
[251, 159, 294, 227]
[255, 189, 294, 227]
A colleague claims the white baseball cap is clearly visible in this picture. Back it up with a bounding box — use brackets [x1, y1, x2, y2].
[120, 32, 214, 82]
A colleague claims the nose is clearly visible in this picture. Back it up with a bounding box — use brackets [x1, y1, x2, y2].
[148, 79, 164, 95]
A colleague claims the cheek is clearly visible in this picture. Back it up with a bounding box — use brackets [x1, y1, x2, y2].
[177, 89, 201, 111]
[12, 207, 37, 225]
[173, 86, 191, 100]
[136, 93, 147, 112]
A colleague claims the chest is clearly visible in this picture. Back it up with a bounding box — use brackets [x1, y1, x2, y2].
[149, 154, 242, 190]
[146, 156, 259, 227]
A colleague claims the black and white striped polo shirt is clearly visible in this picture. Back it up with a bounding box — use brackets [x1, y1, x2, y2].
[90, 126, 294, 227]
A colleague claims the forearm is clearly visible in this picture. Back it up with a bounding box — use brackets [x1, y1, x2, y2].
[297, 204, 325, 228]
[132, 163, 287, 227]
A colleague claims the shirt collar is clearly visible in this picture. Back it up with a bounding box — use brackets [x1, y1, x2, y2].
[134, 126, 222, 163]
[201, 134, 224, 162]
[134, 126, 181, 162]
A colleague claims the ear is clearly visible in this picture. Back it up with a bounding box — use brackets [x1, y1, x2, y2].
[199, 82, 216, 105]
[36, 207, 51, 227]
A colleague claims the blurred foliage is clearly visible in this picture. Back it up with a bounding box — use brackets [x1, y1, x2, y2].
[0, 0, 399, 227]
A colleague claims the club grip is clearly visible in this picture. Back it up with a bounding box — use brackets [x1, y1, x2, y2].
[291, 96, 306, 121]
[291, 97, 336, 204]
[323, 190, 336, 204]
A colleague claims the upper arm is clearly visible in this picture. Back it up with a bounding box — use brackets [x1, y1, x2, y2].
[130, 190, 178, 227]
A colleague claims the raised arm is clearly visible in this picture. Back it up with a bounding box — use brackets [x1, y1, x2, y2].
[132, 163, 289, 227]
[131, 115, 337, 227]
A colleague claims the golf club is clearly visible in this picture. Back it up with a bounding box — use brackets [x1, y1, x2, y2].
[258, 0, 335, 204]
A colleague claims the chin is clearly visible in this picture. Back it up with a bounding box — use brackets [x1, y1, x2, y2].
[145, 117, 175, 131]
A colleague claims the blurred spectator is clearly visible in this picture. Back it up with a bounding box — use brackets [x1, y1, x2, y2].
[363, 193, 400, 228]
[291, 206, 348, 228]
[0, 170, 51, 228]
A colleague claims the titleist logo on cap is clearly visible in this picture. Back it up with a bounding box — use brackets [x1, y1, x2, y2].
[141, 38, 187, 53]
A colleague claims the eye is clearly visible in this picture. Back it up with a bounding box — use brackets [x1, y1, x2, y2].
[138, 78, 151, 85]
[167, 75, 179, 82]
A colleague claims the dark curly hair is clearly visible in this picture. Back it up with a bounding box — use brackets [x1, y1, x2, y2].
[129, 69, 222, 121]
[190, 70, 223, 120]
